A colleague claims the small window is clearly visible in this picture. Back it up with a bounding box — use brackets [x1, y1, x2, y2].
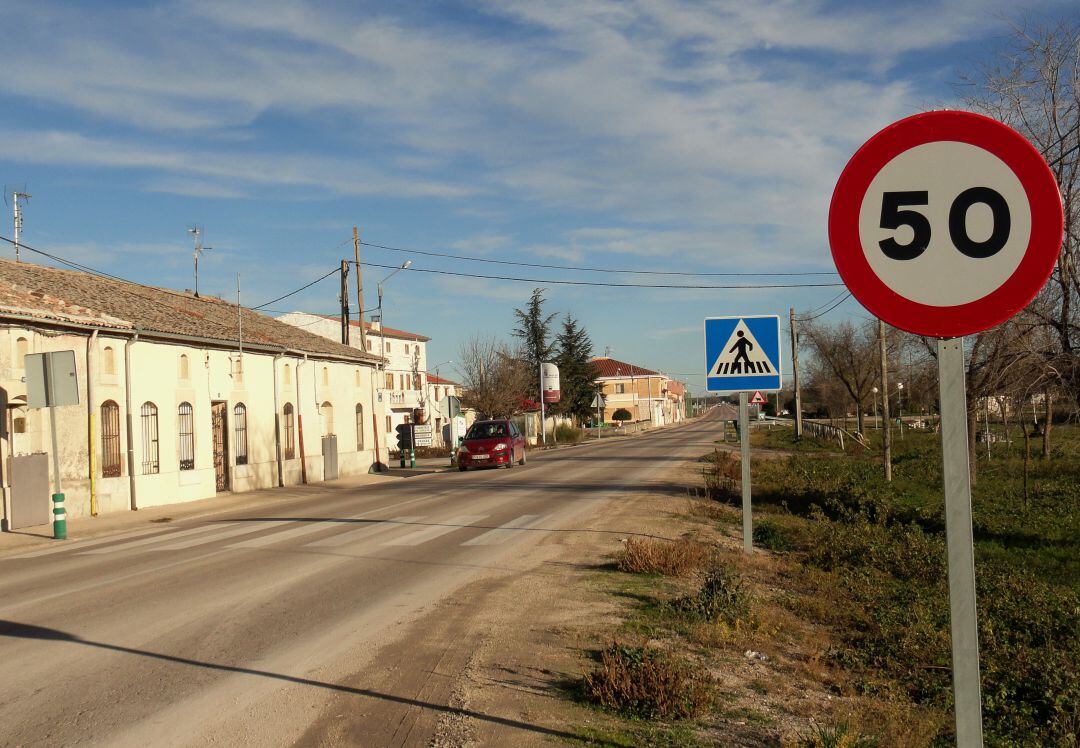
[13, 416, 26, 433]
[15, 337, 28, 369]
[399, 374, 405, 390]
[355, 404, 364, 450]
[404, 344, 410, 355]
[283, 363, 292, 385]
[384, 341, 390, 353]
[234, 357, 244, 384]
[178, 402, 195, 470]
[141, 402, 160, 474]
[355, 369, 361, 387]
[386, 415, 391, 431]
[413, 373, 421, 390]
[385, 372, 394, 389]
[322, 367, 329, 386]
[366, 339, 372, 351]
[615, 383, 625, 394]
[234, 403, 248, 465]
[283, 403, 295, 459]
[179, 354, 190, 380]
[321, 401, 334, 436]
[435, 387, 441, 402]
[101, 400, 122, 477]
[103, 346, 116, 376]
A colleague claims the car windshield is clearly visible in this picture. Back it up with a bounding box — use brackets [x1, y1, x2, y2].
[466, 422, 508, 439]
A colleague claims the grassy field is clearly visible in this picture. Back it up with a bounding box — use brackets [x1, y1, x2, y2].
[746, 421, 1080, 745]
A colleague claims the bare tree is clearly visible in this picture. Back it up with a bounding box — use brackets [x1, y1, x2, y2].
[803, 319, 881, 433]
[457, 336, 530, 419]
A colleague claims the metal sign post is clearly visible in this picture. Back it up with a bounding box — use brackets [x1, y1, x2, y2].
[738, 392, 752, 554]
[938, 337, 984, 745]
[25, 350, 79, 540]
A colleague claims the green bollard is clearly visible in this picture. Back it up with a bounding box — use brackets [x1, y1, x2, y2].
[409, 449, 416, 469]
[400, 450, 407, 468]
[52, 493, 67, 540]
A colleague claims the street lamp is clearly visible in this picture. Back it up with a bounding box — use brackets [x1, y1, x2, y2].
[872, 386, 879, 429]
[897, 382, 905, 439]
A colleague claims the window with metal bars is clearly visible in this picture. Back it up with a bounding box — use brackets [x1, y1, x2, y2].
[101, 400, 121, 477]
[355, 404, 364, 450]
[140, 402, 159, 474]
[178, 401, 195, 470]
[234, 403, 248, 465]
[283, 403, 295, 459]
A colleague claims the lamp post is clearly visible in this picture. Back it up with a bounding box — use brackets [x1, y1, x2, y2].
[872, 386, 879, 429]
[897, 382, 905, 439]
[376, 260, 412, 463]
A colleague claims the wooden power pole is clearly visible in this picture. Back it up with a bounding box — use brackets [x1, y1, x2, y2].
[340, 259, 350, 345]
[354, 226, 367, 351]
[878, 318, 892, 482]
[789, 308, 803, 439]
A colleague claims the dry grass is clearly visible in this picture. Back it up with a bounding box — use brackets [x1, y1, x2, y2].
[582, 640, 711, 719]
[615, 536, 712, 577]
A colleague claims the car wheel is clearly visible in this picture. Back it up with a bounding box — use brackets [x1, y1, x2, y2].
[518, 450, 526, 466]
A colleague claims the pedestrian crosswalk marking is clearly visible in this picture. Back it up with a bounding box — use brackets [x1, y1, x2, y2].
[80, 523, 233, 555]
[461, 514, 544, 546]
[383, 515, 488, 547]
[304, 516, 423, 548]
[8, 527, 171, 559]
[228, 518, 361, 549]
[708, 319, 777, 377]
[151, 521, 291, 550]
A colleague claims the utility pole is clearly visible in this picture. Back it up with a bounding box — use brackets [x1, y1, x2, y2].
[789, 308, 803, 438]
[340, 260, 350, 345]
[353, 226, 367, 351]
[188, 226, 210, 298]
[12, 190, 30, 263]
[878, 318, 892, 482]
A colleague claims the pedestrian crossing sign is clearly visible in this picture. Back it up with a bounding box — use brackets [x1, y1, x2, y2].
[704, 315, 782, 394]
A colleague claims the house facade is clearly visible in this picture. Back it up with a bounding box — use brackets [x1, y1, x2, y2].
[591, 356, 685, 427]
[0, 260, 382, 530]
[276, 312, 433, 452]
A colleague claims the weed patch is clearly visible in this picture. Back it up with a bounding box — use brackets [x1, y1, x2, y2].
[670, 566, 750, 626]
[615, 537, 712, 577]
[582, 641, 711, 719]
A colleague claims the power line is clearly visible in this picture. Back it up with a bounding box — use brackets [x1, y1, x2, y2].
[795, 292, 852, 322]
[352, 260, 845, 290]
[251, 268, 340, 310]
[360, 239, 838, 278]
[796, 289, 850, 320]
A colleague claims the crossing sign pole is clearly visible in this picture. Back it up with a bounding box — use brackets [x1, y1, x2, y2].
[830, 110, 1064, 747]
[704, 315, 783, 554]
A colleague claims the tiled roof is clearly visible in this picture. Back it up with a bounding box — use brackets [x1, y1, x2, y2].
[313, 313, 430, 342]
[667, 381, 686, 396]
[426, 373, 459, 386]
[590, 356, 662, 378]
[0, 259, 380, 363]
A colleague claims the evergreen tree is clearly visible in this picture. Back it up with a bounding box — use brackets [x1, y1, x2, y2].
[555, 315, 600, 423]
[512, 287, 557, 374]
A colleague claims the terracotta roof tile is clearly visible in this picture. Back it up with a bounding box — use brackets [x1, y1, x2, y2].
[590, 356, 662, 378]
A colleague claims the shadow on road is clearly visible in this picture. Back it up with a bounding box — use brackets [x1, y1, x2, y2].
[0, 620, 620, 747]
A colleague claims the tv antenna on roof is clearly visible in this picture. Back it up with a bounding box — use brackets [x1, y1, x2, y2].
[188, 225, 212, 298]
[7, 188, 31, 263]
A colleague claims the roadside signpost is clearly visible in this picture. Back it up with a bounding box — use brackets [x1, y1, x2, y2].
[438, 395, 463, 463]
[540, 363, 560, 444]
[749, 391, 767, 405]
[829, 110, 1064, 747]
[590, 393, 605, 439]
[412, 423, 433, 448]
[704, 316, 782, 554]
[25, 350, 79, 540]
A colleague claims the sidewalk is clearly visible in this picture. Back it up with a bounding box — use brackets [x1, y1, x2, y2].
[0, 463, 446, 557]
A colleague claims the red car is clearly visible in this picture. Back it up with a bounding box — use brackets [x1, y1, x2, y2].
[457, 419, 527, 470]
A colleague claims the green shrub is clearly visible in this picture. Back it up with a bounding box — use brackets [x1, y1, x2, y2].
[798, 721, 880, 748]
[671, 566, 750, 625]
[553, 423, 583, 443]
[752, 520, 789, 552]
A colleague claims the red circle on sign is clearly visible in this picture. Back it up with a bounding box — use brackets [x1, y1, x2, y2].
[829, 110, 1063, 337]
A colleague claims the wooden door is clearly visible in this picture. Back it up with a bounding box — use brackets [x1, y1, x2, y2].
[211, 401, 229, 492]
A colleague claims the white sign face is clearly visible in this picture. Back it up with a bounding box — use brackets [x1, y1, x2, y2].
[541, 362, 560, 403]
[857, 142, 1031, 307]
[25, 350, 80, 409]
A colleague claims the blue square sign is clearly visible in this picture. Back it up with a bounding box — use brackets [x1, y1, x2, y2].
[704, 315, 782, 394]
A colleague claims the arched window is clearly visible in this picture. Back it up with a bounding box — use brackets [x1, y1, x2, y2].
[321, 401, 334, 436]
[283, 363, 292, 385]
[15, 336, 28, 369]
[140, 402, 159, 474]
[283, 403, 295, 459]
[322, 367, 329, 386]
[101, 400, 121, 477]
[103, 346, 116, 376]
[355, 404, 364, 450]
[233, 403, 248, 465]
[178, 402, 195, 470]
[179, 354, 190, 380]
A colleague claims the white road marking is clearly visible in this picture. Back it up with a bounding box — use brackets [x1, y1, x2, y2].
[461, 514, 544, 546]
[79, 523, 235, 555]
[304, 516, 424, 548]
[5, 526, 171, 559]
[383, 515, 488, 547]
[227, 518, 361, 549]
[151, 521, 292, 550]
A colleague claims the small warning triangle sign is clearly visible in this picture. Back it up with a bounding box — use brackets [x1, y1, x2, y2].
[750, 391, 767, 404]
[708, 319, 778, 377]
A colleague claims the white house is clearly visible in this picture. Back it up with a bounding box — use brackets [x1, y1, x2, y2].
[276, 312, 435, 452]
[0, 259, 383, 530]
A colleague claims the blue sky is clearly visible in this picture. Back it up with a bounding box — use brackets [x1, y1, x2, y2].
[1, 0, 1072, 393]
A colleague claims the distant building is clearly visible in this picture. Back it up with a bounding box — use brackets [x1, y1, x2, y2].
[590, 356, 685, 426]
[0, 260, 382, 530]
[276, 312, 434, 452]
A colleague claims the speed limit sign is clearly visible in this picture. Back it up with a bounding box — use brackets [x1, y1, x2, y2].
[829, 110, 1064, 337]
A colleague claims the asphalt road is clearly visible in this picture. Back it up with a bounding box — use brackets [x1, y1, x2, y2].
[0, 413, 721, 747]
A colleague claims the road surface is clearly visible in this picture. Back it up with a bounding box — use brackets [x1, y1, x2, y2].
[0, 414, 720, 746]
